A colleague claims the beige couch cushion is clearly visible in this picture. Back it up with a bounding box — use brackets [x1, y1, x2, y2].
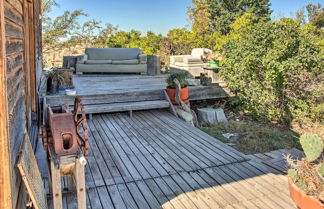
[85, 60, 112, 64]
[85, 48, 142, 60]
[174, 62, 205, 67]
[191, 48, 212, 57]
[76, 63, 147, 73]
[183, 57, 202, 63]
[112, 59, 139, 65]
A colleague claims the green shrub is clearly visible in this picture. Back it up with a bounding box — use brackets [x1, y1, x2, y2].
[221, 18, 324, 123]
[166, 73, 188, 89]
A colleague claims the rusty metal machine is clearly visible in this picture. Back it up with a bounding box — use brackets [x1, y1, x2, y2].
[41, 97, 89, 209]
[41, 97, 89, 157]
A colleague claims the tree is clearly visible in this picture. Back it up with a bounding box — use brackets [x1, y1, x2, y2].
[42, 0, 88, 68]
[221, 18, 323, 123]
[42, 0, 118, 68]
[42, 0, 86, 53]
[190, 0, 272, 35]
[41, 0, 58, 18]
[188, 0, 211, 32]
[211, 0, 272, 34]
[165, 28, 195, 55]
[106, 30, 163, 55]
[306, 3, 324, 28]
[106, 30, 141, 48]
[95, 24, 118, 47]
[133, 31, 163, 55]
[295, 3, 324, 28]
[72, 20, 102, 46]
[211, 13, 260, 51]
[295, 7, 306, 25]
[42, 10, 87, 68]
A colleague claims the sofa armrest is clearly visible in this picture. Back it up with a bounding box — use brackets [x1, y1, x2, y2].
[138, 54, 147, 64]
[76, 54, 88, 64]
[183, 57, 203, 64]
[170, 55, 191, 64]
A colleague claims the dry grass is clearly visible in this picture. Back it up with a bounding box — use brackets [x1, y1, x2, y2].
[193, 98, 323, 155]
[201, 120, 300, 154]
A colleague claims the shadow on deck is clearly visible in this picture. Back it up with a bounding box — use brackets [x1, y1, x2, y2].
[43, 110, 296, 209]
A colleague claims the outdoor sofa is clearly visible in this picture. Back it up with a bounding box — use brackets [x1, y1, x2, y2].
[170, 48, 212, 77]
[76, 48, 147, 74]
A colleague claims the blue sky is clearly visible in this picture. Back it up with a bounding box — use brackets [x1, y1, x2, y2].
[49, 0, 324, 35]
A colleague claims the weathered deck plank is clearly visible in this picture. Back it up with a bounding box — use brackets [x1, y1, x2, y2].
[45, 74, 231, 107]
[104, 114, 161, 178]
[125, 113, 193, 172]
[116, 113, 176, 174]
[139, 112, 220, 166]
[111, 114, 167, 177]
[151, 110, 246, 161]
[87, 121, 114, 186]
[126, 182, 151, 209]
[135, 112, 208, 170]
[143, 111, 233, 165]
[52, 110, 296, 209]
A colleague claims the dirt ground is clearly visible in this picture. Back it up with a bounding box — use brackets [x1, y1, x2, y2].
[191, 98, 323, 154]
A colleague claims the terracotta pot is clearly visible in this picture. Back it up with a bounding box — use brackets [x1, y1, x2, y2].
[288, 178, 324, 209]
[166, 86, 189, 105]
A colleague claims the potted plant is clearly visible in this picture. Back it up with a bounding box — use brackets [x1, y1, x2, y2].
[286, 134, 324, 209]
[205, 52, 221, 67]
[47, 68, 75, 95]
[166, 72, 189, 105]
[47, 68, 63, 94]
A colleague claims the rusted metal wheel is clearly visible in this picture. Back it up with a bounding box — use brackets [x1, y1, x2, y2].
[73, 97, 89, 157]
[40, 125, 48, 151]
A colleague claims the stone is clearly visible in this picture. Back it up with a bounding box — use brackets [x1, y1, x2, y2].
[198, 108, 217, 125]
[222, 133, 235, 139]
[198, 108, 228, 125]
[215, 108, 228, 124]
[222, 133, 238, 139]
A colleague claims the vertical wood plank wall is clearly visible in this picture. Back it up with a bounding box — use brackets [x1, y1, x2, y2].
[1, 0, 42, 208]
[0, 0, 12, 208]
[5, 0, 28, 207]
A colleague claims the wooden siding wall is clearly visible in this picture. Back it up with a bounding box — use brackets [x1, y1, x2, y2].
[2, 0, 42, 208]
[5, 0, 27, 206]
[0, 0, 12, 208]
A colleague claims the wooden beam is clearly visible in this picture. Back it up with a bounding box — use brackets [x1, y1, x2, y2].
[163, 90, 178, 117]
[23, 0, 31, 131]
[28, 1, 37, 113]
[0, 0, 13, 208]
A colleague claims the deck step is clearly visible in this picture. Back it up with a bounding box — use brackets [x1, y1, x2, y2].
[46, 89, 166, 106]
[82, 100, 170, 114]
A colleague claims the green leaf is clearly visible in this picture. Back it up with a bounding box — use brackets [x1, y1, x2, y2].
[300, 134, 323, 162]
[288, 169, 298, 183]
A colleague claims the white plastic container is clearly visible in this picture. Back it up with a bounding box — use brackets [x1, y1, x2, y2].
[66, 89, 77, 95]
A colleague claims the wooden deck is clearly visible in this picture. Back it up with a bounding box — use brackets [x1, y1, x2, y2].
[47, 110, 296, 209]
[247, 149, 304, 174]
[45, 74, 232, 107]
[72, 74, 231, 98]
